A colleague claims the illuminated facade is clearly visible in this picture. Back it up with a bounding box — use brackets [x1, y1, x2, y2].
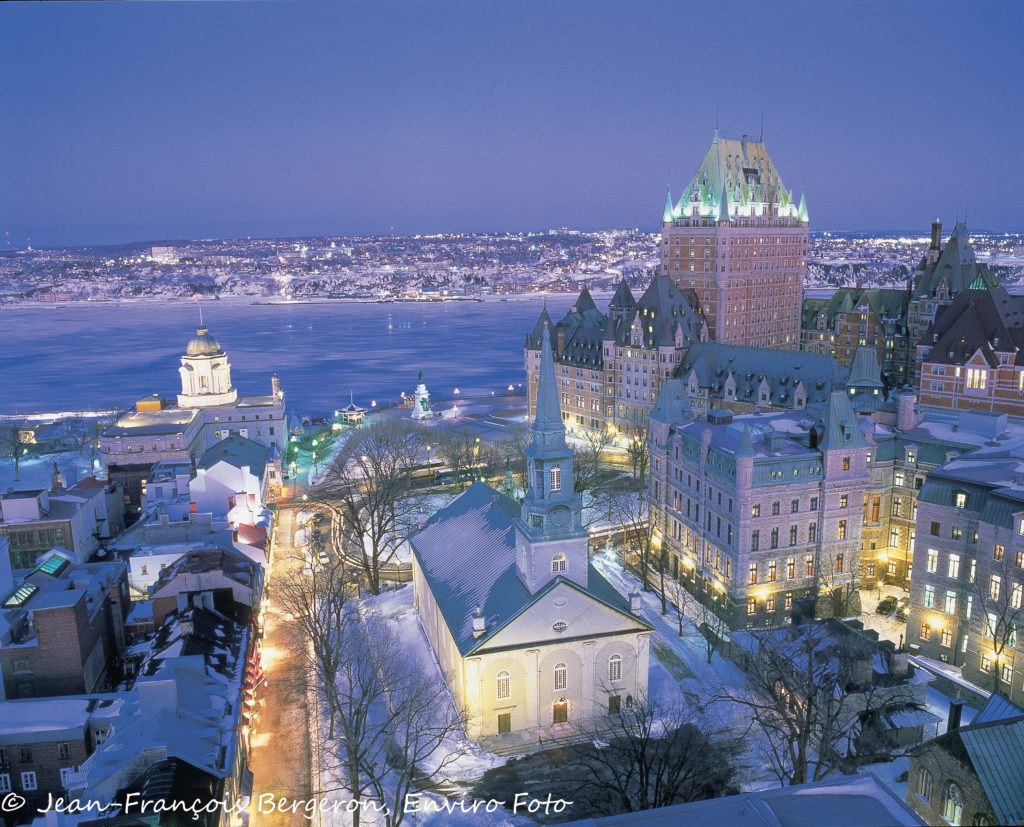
[524, 278, 707, 439]
[909, 452, 1024, 706]
[647, 392, 867, 628]
[660, 131, 807, 350]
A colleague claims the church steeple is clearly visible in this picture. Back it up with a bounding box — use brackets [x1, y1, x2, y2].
[515, 324, 587, 593]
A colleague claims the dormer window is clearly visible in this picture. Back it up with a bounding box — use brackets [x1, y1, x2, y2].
[953, 490, 967, 509]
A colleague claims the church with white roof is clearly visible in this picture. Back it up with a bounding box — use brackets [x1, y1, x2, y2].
[410, 325, 652, 743]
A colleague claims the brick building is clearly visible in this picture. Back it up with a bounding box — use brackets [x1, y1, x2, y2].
[524, 277, 707, 439]
[916, 282, 1024, 417]
[0, 551, 128, 700]
[661, 131, 807, 349]
[0, 479, 125, 570]
[0, 694, 122, 813]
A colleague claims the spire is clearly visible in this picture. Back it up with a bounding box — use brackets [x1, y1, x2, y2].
[737, 425, 755, 457]
[533, 324, 566, 439]
[813, 390, 867, 452]
[610, 278, 636, 310]
[526, 306, 553, 348]
[717, 184, 731, 222]
[663, 186, 674, 223]
[797, 189, 809, 223]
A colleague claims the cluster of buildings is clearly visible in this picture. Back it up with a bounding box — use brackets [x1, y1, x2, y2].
[0, 328, 279, 824]
[523, 133, 1024, 719]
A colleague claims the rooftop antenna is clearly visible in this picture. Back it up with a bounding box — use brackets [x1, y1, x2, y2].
[715, 105, 720, 137]
[759, 112, 764, 144]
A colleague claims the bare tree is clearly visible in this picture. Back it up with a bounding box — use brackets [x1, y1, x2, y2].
[433, 425, 482, 491]
[314, 421, 427, 595]
[314, 614, 467, 827]
[973, 549, 1024, 691]
[567, 692, 737, 815]
[663, 574, 729, 664]
[813, 545, 862, 619]
[0, 424, 30, 481]
[367, 625, 469, 827]
[709, 619, 926, 785]
[572, 428, 613, 496]
[624, 425, 650, 488]
[497, 424, 531, 494]
[274, 556, 356, 742]
[84, 408, 126, 464]
[601, 480, 657, 595]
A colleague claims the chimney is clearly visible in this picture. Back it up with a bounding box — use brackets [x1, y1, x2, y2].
[948, 695, 965, 732]
[272, 374, 281, 398]
[896, 393, 920, 432]
[930, 219, 942, 251]
[472, 607, 486, 638]
[417, 508, 428, 531]
[629, 591, 643, 614]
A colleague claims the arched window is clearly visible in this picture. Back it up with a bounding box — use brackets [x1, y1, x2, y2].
[838, 520, 847, 540]
[554, 663, 567, 691]
[551, 554, 567, 573]
[496, 671, 510, 700]
[608, 654, 622, 682]
[550, 464, 562, 492]
[917, 768, 932, 801]
[944, 783, 963, 825]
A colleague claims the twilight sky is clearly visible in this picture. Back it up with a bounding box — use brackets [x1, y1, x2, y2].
[1, 1, 1021, 247]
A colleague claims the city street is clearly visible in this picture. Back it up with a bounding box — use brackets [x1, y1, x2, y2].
[249, 504, 314, 826]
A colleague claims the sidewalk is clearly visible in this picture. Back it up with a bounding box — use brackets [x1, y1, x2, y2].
[249, 504, 314, 825]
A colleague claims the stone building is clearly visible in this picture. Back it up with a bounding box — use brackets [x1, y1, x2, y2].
[647, 389, 869, 627]
[524, 277, 707, 439]
[414, 326, 652, 744]
[660, 131, 807, 349]
[907, 693, 1024, 826]
[100, 327, 286, 492]
[799, 220, 993, 394]
[908, 447, 1024, 705]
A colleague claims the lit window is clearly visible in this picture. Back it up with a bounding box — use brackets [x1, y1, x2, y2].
[554, 663, 567, 691]
[917, 768, 932, 801]
[927, 548, 938, 573]
[948, 554, 960, 579]
[924, 585, 935, 608]
[953, 491, 967, 509]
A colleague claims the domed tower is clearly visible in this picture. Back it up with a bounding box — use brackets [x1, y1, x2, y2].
[177, 327, 238, 408]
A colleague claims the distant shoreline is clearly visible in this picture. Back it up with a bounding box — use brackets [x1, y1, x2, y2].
[0, 291, 617, 310]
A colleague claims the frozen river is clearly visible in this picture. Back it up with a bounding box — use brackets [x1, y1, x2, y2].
[0, 296, 580, 415]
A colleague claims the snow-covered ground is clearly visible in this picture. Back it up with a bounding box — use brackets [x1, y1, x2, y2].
[856, 584, 909, 647]
[319, 584, 518, 827]
[590, 548, 778, 789]
[0, 448, 101, 492]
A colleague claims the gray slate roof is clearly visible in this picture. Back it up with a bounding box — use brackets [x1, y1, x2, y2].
[921, 285, 1024, 367]
[410, 482, 647, 656]
[959, 716, 1024, 824]
[196, 432, 269, 473]
[678, 342, 845, 408]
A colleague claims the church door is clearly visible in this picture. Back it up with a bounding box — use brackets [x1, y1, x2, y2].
[497, 713, 511, 734]
[553, 699, 568, 725]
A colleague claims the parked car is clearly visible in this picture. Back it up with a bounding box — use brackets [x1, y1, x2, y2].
[876, 595, 899, 615]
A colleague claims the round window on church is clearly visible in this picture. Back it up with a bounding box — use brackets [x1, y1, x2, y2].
[552, 621, 568, 633]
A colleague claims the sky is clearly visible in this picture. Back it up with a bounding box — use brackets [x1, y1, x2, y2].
[2, 1, 1022, 247]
